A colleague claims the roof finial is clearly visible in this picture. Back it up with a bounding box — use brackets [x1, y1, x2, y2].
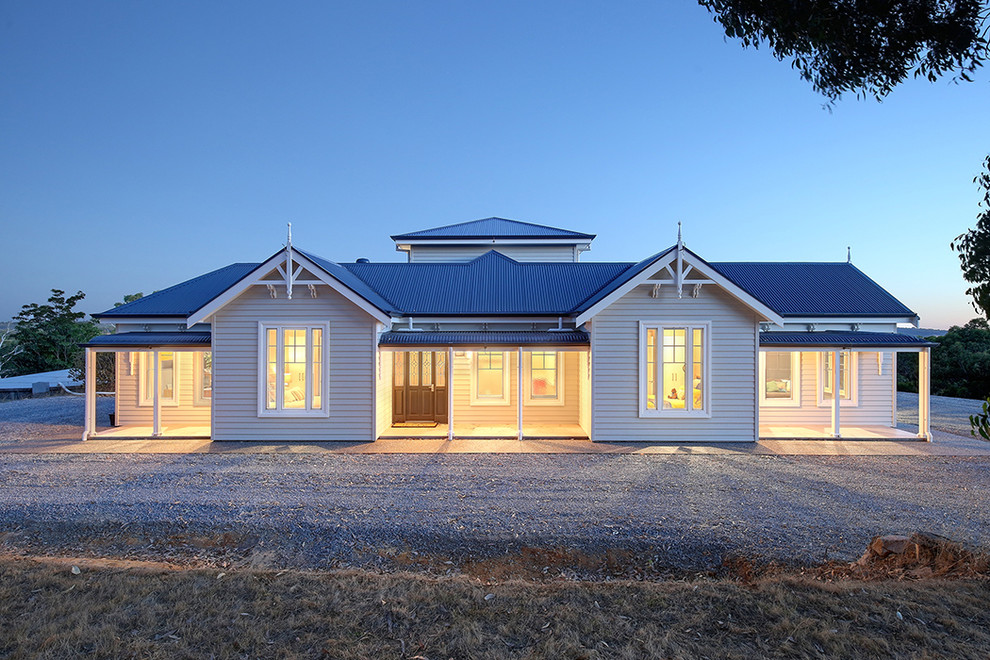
[287, 222, 293, 250]
[677, 221, 683, 249]
[846, 245, 851, 263]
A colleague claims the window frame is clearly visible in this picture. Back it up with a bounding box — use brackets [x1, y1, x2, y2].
[523, 350, 565, 406]
[471, 350, 511, 406]
[193, 351, 212, 407]
[257, 322, 330, 417]
[817, 350, 859, 407]
[138, 351, 180, 407]
[758, 350, 801, 408]
[638, 321, 711, 418]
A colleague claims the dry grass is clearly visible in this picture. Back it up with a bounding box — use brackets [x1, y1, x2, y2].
[1, 553, 989, 660]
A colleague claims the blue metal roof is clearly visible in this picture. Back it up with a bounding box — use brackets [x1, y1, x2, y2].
[295, 248, 398, 314]
[391, 217, 596, 241]
[94, 263, 260, 318]
[380, 330, 590, 346]
[760, 331, 934, 348]
[82, 332, 212, 348]
[343, 251, 632, 315]
[710, 262, 916, 318]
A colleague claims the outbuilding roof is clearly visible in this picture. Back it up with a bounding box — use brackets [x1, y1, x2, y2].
[391, 217, 595, 241]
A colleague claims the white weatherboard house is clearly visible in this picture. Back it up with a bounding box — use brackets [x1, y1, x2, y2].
[81, 218, 933, 443]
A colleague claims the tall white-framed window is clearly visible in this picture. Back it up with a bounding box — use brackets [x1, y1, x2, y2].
[640, 322, 710, 417]
[193, 351, 212, 406]
[139, 351, 179, 407]
[818, 351, 858, 406]
[759, 351, 801, 407]
[471, 351, 510, 405]
[524, 351, 564, 405]
[258, 323, 329, 416]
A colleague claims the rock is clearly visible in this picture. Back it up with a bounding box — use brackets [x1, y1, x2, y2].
[70, 565, 80, 575]
[869, 535, 912, 558]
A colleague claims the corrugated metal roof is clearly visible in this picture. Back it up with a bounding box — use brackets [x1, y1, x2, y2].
[380, 330, 589, 346]
[391, 217, 596, 241]
[94, 263, 259, 318]
[295, 248, 397, 314]
[710, 262, 916, 318]
[759, 331, 934, 348]
[82, 332, 212, 348]
[344, 251, 632, 315]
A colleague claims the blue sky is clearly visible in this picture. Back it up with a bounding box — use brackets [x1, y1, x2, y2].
[1, 1, 987, 328]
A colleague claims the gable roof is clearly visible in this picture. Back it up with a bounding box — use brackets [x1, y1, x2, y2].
[709, 262, 917, 318]
[94, 263, 259, 319]
[391, 217, 595, 241]
[342, 250, 630, 315]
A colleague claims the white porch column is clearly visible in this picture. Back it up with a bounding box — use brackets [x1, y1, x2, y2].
[919, 347, 931, 441]
[830, 350, 841, 438]
[83, 347, 96, 441]
[517, 347, 523, 441]
[447, 346, 454, 442]
[152, 349, 162, 437]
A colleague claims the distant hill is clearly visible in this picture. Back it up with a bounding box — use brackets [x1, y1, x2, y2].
[898, 327, 948, 338]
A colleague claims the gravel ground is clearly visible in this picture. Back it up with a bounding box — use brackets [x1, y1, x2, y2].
[0, 452, 987, 574]
[898, 391, 985, 438]
[1, 393, 988, 575]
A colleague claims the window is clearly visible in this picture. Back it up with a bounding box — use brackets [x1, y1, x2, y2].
[472, 351, 510, 405]
[524, 351, 564, 405]
[258, 323, 329, 416]
[641, 323, 709, 416]
[819, 351, 858, 405]
[194, 351, 212, 406]
[139, 352, 179, 406]
[759, 351, 800, 407]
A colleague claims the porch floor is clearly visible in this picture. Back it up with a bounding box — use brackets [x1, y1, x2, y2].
[91, 425, 211, 439]
[759, 425, 920, 440]
[379, 423, 589, 440]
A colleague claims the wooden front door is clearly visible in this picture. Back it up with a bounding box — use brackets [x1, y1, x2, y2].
[392, 351, 448, 424]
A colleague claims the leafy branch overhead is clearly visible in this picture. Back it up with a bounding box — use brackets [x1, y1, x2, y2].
[952, 156, 990, 318]
[699, 0, 989, 101]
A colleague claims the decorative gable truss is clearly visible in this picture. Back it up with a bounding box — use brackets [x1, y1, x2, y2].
[574, 229, 784, 327]
[186, 238, 392, 327]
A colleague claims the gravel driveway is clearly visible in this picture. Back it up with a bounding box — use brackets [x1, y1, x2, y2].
[0, 452, 987, 573]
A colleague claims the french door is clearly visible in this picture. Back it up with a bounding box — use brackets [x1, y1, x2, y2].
[392, 351, 448, 423]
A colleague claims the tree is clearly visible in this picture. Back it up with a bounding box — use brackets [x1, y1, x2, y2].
[698, 0, 989, 102]
[0, 323, 24, 378]
[114, 292, 144, 307]
[9, 289, 101, 376]
[951, 156, 990, 319]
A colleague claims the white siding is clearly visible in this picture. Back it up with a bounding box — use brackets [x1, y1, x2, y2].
[409, 245, 578, 263]
[759, 351, 895, 428]
[211, 285, 377, 442]
[591, 284, 761, 442]
[115, 350, 211, 428]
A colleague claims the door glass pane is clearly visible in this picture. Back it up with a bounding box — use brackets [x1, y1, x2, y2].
[393, 352, 405, 387]
[692, 328, 704, 411]
[311, 329, 322, 409]
[266, 329, 277, 409]
[409, 351, 419, 386]
[421, 352, 432, 386]
[436, 352, 446, 387]
[646, 328, 657, 409]
[283, 328, 307, 409]
[661, 329, 686, 409]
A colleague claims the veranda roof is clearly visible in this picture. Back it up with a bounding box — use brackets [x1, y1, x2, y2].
[759, 331, 936, 349]
[82, 332, 212, 349]
[379, 330, 589, 347]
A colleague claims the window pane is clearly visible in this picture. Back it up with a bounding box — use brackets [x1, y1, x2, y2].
[311, 329, 322, 409]
[692, 328, 704, 411]
[661, 329, 686, 410]
[421, 352, 432, 386]
[202, 352, 212, 400]
[283, 329, 307, 409]
[646, 328, 656, 410]
[823, 352, 850, 400]
[410, 351, 419, 386]
[531, 351, 557, 398]
[159, 352, 175, 401]
[764, 352, 793, 400]
[266, 329, 277, 410]
[142, 353, 153, 402]
[477, 352, 503, 398]
[436, 352, 446, 387]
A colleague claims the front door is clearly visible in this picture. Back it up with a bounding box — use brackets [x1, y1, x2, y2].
[392, 351, 448, 424]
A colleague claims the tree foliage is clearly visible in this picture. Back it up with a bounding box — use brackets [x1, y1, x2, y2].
[699, 0, 989, 101]
[9, 289, 101, 376]
[898, 318, 990, 399]
[114, 292, 144, 308]
[951, 155, 990, 319]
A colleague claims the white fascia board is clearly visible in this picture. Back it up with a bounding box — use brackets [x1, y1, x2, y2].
[783, 316, 920, 326]
[574, 251, 785, 327]
[95, 317, 189, 325]
[187, 249, 391, 327]
[390, 316, 570, 324]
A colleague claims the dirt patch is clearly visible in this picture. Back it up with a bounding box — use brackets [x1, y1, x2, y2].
[820, 533, 989, 581]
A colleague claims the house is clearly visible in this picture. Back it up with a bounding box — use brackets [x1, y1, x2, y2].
[81, 217, 933, 443]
